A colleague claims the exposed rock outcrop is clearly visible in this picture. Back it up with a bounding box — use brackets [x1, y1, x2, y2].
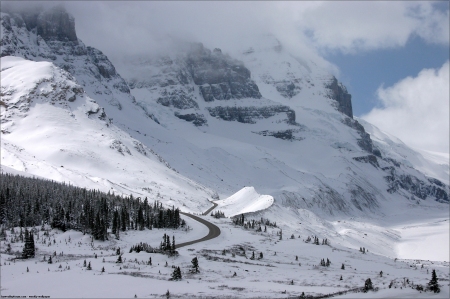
[253, 129, 304, 141]
[326, 76, 353, 118]
[0, 6, 133, 105]
[186, 44, 262, 101]
[174, 112, 207, 126]
[207, 105, 296, 124]
[384, 168, 448, 202]
[343, 117, 381, 157]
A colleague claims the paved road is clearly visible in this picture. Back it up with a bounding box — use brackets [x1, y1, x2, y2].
[202, 201, 218, 215]
[176, 203, 220, 249]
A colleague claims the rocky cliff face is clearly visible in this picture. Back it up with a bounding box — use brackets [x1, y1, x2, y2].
[36, 5, 78, 43]
[326, 76, 353, 118]
[1, 6, 134, 114]
[186, 45, 262, 101]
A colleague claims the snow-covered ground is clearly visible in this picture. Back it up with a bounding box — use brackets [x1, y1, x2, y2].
[1, 214, 449, 298]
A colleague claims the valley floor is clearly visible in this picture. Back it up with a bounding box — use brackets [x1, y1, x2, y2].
[1, 213, 449, 298]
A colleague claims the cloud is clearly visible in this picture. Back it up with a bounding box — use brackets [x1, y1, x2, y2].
[297, 1, 449, 54]
[61, 1, 448, 60]
[362, 61, 449, 153]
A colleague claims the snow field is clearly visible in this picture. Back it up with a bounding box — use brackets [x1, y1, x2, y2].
[2, 217, 448, 298]
[214, 186, 274, 217]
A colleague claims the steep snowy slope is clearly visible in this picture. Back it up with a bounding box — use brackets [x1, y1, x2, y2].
[119, 37, 448, 219]
[0, 55, 215, 213]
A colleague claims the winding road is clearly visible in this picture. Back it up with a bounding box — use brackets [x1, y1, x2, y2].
[176, 202, 220, 249]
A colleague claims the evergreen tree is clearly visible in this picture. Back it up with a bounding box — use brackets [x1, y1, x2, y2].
[101, 266, 105, 273]
[116, 255, 122, 263]
[341, 263, 345, 270]
[364, 278, 373, 292]
[259, 252, 263, 259]
[171, 266, 182, 280]
[191, 257, 199, 273]
[87, 261, 92, 270]
[22, 228, 35, 259]
[48, 256, 53, 264]
[340, 275, 343, 280]
[428, 269, 440, 293]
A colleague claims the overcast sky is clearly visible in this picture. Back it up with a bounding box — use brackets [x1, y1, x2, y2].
[7, 1, 449, 154]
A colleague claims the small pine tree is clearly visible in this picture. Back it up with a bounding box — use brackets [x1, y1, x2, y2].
[21, 229, 35, 259]
[295, 255, 298, 261]
[341, 263, 345, 270]
[380, 270, 383, 277]
[364, 278, 373, 292]
[87, 262, 92, 270]
[116, 255, 122, 263]
[251, 251, 255, 260]
[259, 252, 263, 259]
[48, 256, 53, 264]
[171, 266, 182, 280]
[428, 269, 440, 293]
[83, 259, 87, 267]
[101, 266, 105, 273]
[165, 290, 170, 299]
[340, 275, 343, 280]
[27, 267, 29, 272]
[191, 257, 199, 273]
[326, 258, 331, 267]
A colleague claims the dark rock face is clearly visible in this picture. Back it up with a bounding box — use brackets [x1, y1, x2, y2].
[186, 44, 262, 101]
[207, 105, 296, 124]
[384, 168, 448, 202]
[275, 81, 301, 99]
[174, 113, 207, 126]
[157, 90, 199, 109]
[326, 77, 353, 118]
[343, 117, 381, 157]
[36, 5, 78, 43]
[253, 129, 304, 141]
[350, 185, 379, 212]
[86, 47, 119, 80]
[353, 155, 380, 168]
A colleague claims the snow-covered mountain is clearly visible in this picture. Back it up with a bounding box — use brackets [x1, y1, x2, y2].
[1, 5, 448, 225]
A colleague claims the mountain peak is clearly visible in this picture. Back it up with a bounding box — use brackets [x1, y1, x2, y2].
[36, 5, 78, 43]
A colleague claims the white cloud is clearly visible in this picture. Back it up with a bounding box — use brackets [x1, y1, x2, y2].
[296, 1, 449, 53]
[362, 61, 449, 153]
[62, 1, 448, 60]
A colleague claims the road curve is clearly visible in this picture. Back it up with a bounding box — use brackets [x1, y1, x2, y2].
[176, 209, 221, 249]
[202, 201, 218, 216]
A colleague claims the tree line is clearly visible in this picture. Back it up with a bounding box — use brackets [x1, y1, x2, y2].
[0, 173, 184, 240]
